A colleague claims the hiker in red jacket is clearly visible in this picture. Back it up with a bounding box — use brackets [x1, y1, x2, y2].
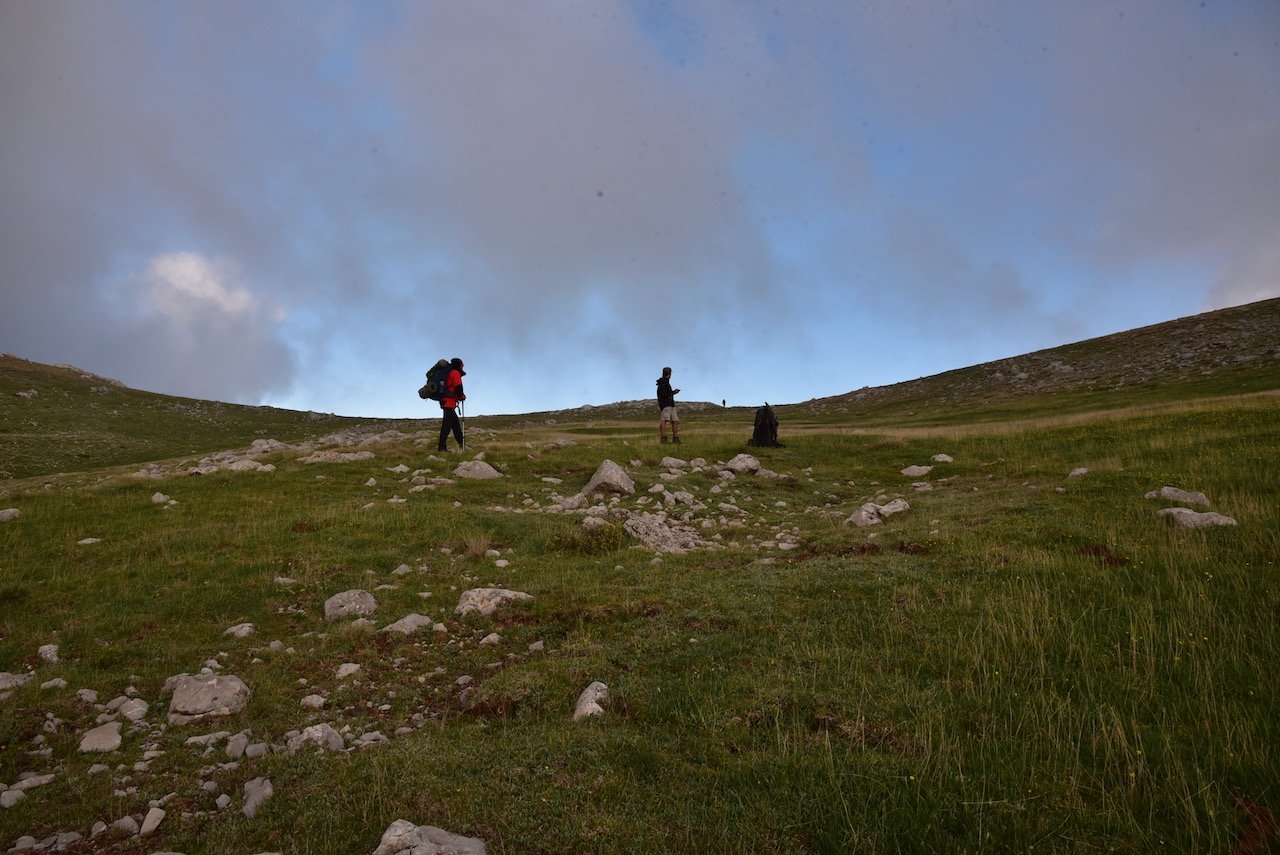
[437, 357, 466, 452]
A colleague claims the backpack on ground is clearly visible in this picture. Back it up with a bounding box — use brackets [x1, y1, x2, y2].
[748, 403, 782, 447]
[418, 358, 451, 401]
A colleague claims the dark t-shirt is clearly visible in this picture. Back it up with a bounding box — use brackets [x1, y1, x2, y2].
[657, 376, 676, 409]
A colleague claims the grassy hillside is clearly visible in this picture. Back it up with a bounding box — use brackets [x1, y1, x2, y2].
[0, 303, 1277, 852]
[0, 355, 383, 481]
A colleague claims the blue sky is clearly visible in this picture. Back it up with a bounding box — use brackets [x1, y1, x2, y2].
[2, 1, 1277, 417]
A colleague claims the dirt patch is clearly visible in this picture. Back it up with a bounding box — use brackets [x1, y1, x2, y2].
[1081, 544, 1130, 566]
[896, 541, 929, 555]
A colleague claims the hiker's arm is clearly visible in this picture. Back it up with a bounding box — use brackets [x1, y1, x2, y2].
[455, 383, 464, 399]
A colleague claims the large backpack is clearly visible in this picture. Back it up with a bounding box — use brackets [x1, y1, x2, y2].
[417, 359, 451, 401]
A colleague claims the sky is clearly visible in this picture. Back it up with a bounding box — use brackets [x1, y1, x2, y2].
[2, 1, 1278, 418]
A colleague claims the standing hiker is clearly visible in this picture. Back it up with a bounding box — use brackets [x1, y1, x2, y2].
[656, 366, 681, 444]
[438, 357, 466, 452]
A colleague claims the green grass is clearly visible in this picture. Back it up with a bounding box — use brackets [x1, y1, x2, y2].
[1, 305, 1278, 852]
[0, 391, 1276, 852]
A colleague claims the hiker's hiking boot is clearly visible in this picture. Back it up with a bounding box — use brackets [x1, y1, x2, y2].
[660, 437, 669, 444]
[673, 437, 681, 444]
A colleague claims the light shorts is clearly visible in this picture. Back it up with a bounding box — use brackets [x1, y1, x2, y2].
[660, 406, 679, 423]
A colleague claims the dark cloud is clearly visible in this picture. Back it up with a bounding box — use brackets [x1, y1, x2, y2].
[2, 1, 1276, 415]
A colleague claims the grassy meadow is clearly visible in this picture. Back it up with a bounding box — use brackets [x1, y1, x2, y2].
[0, 340, 1278, 852]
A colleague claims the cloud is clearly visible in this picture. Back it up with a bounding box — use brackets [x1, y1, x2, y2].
[1, 1, 1277, 416]
[89, 252, 298, 402]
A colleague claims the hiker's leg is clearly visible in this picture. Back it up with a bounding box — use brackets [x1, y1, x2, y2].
[659, 415, 667, 442]
[438, 413, 451, 451]
[451, 411, 465, 448]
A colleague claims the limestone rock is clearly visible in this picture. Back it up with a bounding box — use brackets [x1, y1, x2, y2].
[844, 499, 910, 527]
[573, 681, 610, 721]
[1158, 508, 1237, 528]
[622, 512, 711, 553]
[37, 643, 59, 663]
[140, 806, 165, 836]
[118, 698, 149, 722]
[453, 460, 503, 479]
[456, 588, 533, 617]
[79, 721, 123, 752]
[373, 819, 487, 855]
[1068, 467, 1089, 478]
[336, 663, 361, 680]
[224, 623, 255, 638]
[243, 777, 273, 818]
[660, 456, 689, 469]
[286, 723, 345, 753]
[0, 508, 19, 522]
[324, 589, 377, 620]
[166, 674, 252, 725]
[580, 460, 635, 496]
[931, 453, 954, 463]
[383, 614, 433, 634]
[0, 672, 32, 690]
[301, 450, 375, 464]
[1147, 485, 1211, 507]
[900, 465, 932, 477]
[723, 453, 761, 475]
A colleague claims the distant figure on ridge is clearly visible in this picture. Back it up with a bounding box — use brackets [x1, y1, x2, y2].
[438, 357, 466, 452]
[657, 366, 681, 444]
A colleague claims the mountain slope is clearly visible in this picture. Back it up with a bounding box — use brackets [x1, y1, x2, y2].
[0, 355, 379, 481]
[795, 297, 1280, 424]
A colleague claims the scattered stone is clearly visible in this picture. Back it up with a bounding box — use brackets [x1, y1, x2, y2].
[216, 793, 232, 810]
[844, 499, 911, 528]
[479, 633, 501, 646]
[391, 564, 414, 576]
[455, 588, 533, 617]
[723, 453, 761, 475]
[1158, 508, 1238, 528]
[140, 806, 165, 836]
[580, 460, 635, 496]
[224, 623, 255, 638]
[911, 482, 932, 492]
[151, 492, 171, 504]
[1, 789, 24, 808]
[1146, 485, 1211, 507]
[900, 465, 932, 477]
[453, 460, 503, 479]
[1068, 467, 1089, 478]
[79, 721, 122, 752]
[573, 681, 609, 721]
[243, 777, 274, 818]
[0, 508, 19, 522]
[372, 819, 487, 855]
[931, 453, 954, 463]
[300, 450, 375, 464]
[324, 589, 378, 620]
[274, 576, 297, 587]
[0, 672, 32, 690]
[226, 731, 250, 759]
[383, 614, 433, 634]
[660, 456, 689, 469]
[37, 643, 59, 663]
[622, 512, 712, 553]
[336, 663, 361, 679]
[112, 815, 140, 834]
[77, 537, 101, 545]
[118, 698, 149, 721]
[286, 723, 344, 753]
[301, 694, 327, 709]
[40, 677, 67, 690]
[166, 674, 252, 725]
